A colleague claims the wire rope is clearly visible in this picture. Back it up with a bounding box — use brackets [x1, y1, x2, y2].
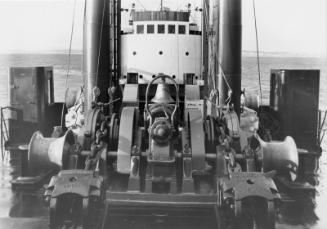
[61, 0, 78, 127]
[252, 0, 263, 103]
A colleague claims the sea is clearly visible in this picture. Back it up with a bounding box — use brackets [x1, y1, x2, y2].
[0, 53, 326, 229]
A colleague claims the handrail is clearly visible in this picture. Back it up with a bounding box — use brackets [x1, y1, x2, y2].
[318, 109, 327, 146]
[0, 106, 24, 160]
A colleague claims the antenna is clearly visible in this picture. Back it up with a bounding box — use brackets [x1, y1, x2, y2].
[160, 0, 163, 11]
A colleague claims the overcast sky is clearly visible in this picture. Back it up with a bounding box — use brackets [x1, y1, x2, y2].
[0, 0, 326, 57]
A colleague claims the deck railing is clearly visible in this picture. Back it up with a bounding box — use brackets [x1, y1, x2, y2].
[0, 106, 23, 160]
[318, 110, 327, 146]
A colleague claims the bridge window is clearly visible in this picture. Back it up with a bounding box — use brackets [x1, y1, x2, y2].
[178, 25, 186, 34]
[147, 24, 154, 34]
[158, 24, 165, 34]
[168, 25, 175, 34]
[137, 25, 144, 34]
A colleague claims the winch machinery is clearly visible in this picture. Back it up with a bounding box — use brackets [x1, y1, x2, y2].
[11, 0, 321, 228]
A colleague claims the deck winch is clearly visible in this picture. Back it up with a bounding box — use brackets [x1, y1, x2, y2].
[7, 0, 321, 228]
[27, 71, 303, 228]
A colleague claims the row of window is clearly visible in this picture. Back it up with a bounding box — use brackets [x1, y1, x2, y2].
[132, 51, 190, 56]
[136, 24, 186, 35]
[122, 74, 199, 80]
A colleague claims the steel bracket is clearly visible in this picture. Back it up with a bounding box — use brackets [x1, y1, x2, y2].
[219, 172, 280, 201]
[45, 170, 103, 198]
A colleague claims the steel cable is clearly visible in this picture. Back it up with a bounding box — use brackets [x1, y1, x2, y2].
[61, 0, 78, 128]
[252, 0, 263, 103]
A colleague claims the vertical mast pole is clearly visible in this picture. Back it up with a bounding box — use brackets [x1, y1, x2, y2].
[218, 0, 242, 116]
[116, 0, 121, 83]
[83, 0, 111, 111]
[202, 0, 209, 100]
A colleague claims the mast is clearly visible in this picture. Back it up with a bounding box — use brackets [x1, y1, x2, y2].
[83, 0, 111, 111]
[202, 0, 209, 102]
[218, 0, 242, 115]
[113, 0, 121, 85]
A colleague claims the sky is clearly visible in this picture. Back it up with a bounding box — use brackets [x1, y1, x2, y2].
[0, 0, 326, 57]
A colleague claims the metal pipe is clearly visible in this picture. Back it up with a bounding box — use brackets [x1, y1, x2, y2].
[207, 0, 219, 94]
[218, 0, 242, 116]
[83, 0, 111, 111]
[114, 0, 121, 83]
[202, 0, 209, 87]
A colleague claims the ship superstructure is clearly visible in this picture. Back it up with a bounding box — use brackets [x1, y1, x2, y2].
[121, 10, 202, 84]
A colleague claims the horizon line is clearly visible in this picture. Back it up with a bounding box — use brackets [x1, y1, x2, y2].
[0, 50, 326, 58]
